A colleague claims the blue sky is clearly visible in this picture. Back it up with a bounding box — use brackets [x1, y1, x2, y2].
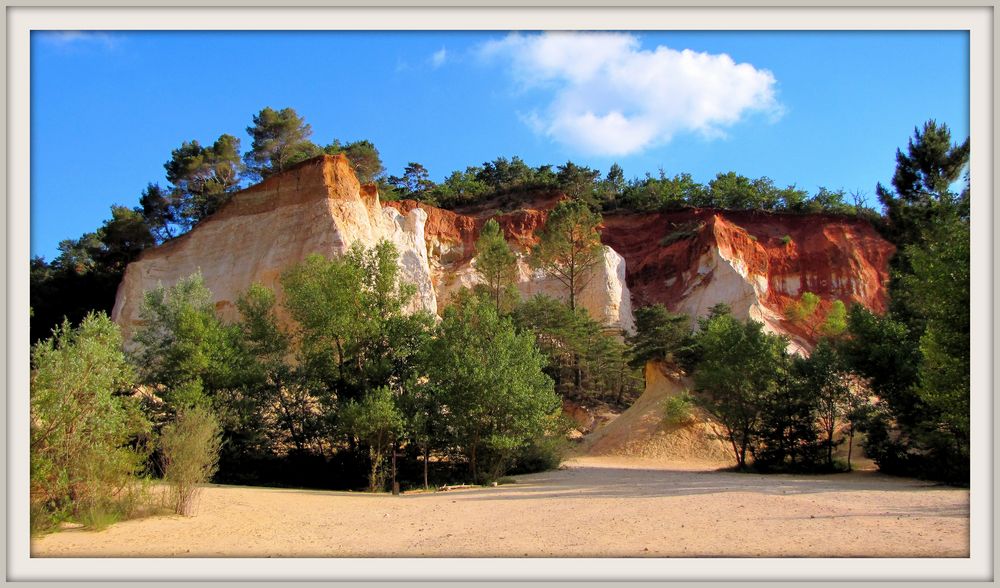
[30, 30, 969, 261]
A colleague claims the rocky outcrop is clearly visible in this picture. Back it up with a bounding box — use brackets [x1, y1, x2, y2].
[601, 209, 894, 351]
[112, 156, 636, 339]
[112, 155, 436, 340]
[112, 155, 893, 353]
[383, 200, 637, 333]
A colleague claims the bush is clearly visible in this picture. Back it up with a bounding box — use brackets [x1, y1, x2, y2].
[659, 221, 705, 247]
[30, 313, 152, 533]
[160, 405, 222, 515]
[780, 234, 793, 246]
[662, 391, 696, 426]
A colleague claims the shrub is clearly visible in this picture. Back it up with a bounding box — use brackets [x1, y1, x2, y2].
[30, 313, 152, 533]
[662, 391, 696, 426]
[160, 405, 222, 515]
[659, 221, 705, 247]
[781, 234, 793, 246]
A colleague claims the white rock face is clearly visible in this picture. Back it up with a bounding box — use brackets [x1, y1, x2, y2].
[431, 245, 636, 334]
[671, 231, 805, 355]
[380, 205, 437, 314]
[112, 156, 437, 341]
[113, 154, 636, 342]
[516, 246, 636, 335]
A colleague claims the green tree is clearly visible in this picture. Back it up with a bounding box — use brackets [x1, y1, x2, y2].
[325, 139, 386, 184]
[474, 219, 518, 312]
[819, 300, 848, 338]
[164, 134, 244, 227]
[138, 183, 180, 242]
[555, 161, 600, 206]
[797, 340, 852, 468]
[512, 294, 640, 406]
[341, 386, 405, 492]
[877, 120, 969, 247]
[389, 162, 436, 199]
[30, 313, 151, 531]
[428, 295, 559, 482]
[899, 216, 970, 476]
[530, 199, 604, 311]
[132, 273, 234, 413]
[244, 107, 321, 181]
[427, 167, 490, 208]
[626, 304, 692, 369]
[691, 308, 789, 469]
[597, 163, 626, 209]
[93, 205, 155, 274]
[216, 283, 294, 458]
[784, 292, 821, 335]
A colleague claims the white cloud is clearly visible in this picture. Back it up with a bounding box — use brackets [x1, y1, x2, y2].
[36, 31, 119, 49]
[430, 47, 448, 68]
[479, 32, 782, 157]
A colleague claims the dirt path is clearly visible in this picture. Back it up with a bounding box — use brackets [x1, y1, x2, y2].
[31, 456, 968, 558]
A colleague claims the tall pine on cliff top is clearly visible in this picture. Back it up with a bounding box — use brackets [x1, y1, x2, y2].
[244, 107, 321, 181]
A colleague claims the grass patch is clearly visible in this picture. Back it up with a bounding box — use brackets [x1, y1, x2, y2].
[659, 221, 706, 247]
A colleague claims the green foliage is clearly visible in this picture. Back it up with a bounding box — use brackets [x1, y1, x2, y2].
[244, 107, 321, 181]
[852, 120, 971, 484]
[425, 167, 491, 208]
[626, 304, 692, 369]
[797, 340, 852, 468]
[164, 134, 244, 228]
[428, 295, 560, 483]
[662, 391, 696, 426]
[906, 218, 969, 446]
[513, 294, 641, 406]
[139, 183, 177, 242]
[658, 221, 705, 247]
[555, 161, 600, 206]
[877, 120, 969, 249]
[325, 139, 385, 184]
[341, 387, 405, 492]
[30, 313, 152, 532]
[132, 273, 234, 413]
[530, 199, 604, 311]
[690, 307, 790, 469]
[31, 204, 156, 344]
[819, 300, 848, 338]
[780, 234, 792, 246]
[785, 291, 820, 323]
[276, 241, 432, 461]
[474, 219, 519, 312]
[388, 162, 436, 200]
[159, 405, 222, 515]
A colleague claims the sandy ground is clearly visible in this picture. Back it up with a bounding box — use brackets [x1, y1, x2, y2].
[32, 456, 968, 558]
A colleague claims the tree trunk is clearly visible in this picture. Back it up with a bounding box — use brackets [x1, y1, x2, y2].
[423, 444, 429, 490]
[847, 428, 854, 471]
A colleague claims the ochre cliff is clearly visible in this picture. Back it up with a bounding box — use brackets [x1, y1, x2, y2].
[112, 155, 893, 353]
[112, 155, 437, 341]
[600, 209, 894, 352]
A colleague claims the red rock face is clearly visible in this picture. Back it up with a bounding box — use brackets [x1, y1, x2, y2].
[384, 200, 551, 258]
[601, 209, 895, 345]
[388, 198, 894, 348]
